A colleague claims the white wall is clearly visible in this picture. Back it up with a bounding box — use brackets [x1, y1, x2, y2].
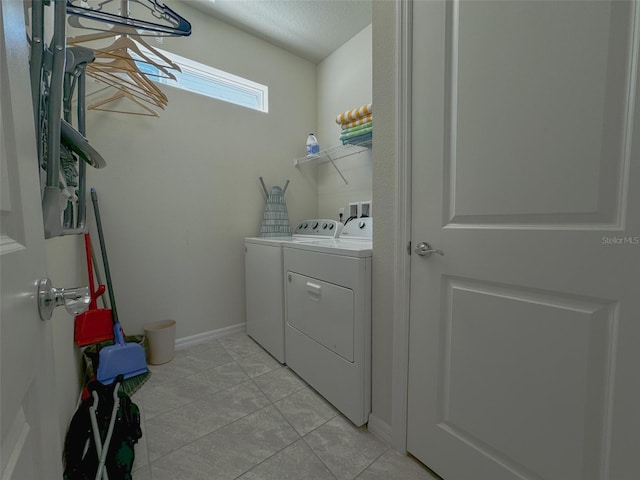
[317, 25, 372, 220]
[47, 236, 85, 439]
[79, 1, 318, 342]
[370, 1, 398, 430]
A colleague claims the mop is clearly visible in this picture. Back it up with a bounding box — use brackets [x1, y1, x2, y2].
[89, 382, 120, 480]
[90, 188, 148, 386]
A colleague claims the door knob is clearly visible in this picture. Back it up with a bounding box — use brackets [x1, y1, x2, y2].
[37, 278, 90, 321]
[414, 242, 444, 258]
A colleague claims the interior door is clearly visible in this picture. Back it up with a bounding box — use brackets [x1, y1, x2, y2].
[1, 1, 63, 478]
[407, 1, 640, 480]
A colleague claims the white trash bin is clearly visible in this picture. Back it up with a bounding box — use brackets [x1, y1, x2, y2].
[144, 320, 176, 365]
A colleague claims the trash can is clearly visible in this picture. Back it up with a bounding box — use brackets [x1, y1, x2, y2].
[144, 320, 176, 365]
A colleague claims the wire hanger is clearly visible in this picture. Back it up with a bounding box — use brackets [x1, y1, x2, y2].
[66, 0, 191, 37]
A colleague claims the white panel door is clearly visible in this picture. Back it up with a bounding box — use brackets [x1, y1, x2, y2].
[0, 1, 63, 478]
[407, 1, 640, 480]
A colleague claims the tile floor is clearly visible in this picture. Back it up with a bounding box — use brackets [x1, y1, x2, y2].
[130, 331, 438, 480]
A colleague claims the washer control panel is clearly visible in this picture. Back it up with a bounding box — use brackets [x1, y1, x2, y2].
[294, 219, 343, 237]
[340, 217, 373, 239]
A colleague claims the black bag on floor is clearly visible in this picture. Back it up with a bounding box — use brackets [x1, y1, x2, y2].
[63, 379, 142, 480]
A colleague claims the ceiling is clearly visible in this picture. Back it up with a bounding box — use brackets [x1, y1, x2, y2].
[182, 0, 372, 64]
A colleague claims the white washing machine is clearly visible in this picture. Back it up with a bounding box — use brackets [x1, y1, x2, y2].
[284, 218, 372, 426]
[244, 220, 342, 363]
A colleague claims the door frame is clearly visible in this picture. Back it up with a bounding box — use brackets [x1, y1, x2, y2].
[390, 0, 413, 454]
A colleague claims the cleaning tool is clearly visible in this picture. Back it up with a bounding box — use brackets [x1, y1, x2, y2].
[63, 379, 142, 480]
[74, 233, 114, 346]
[90, 382, 119, 480]
[91, 188, 148, 385]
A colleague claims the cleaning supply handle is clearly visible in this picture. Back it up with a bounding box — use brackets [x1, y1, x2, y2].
[84, 233, 105, 309]
[90, 188, 120, 326]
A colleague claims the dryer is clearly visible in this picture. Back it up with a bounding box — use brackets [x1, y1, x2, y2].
[283, 218, 372, 426]
[244, 220, 342, 363]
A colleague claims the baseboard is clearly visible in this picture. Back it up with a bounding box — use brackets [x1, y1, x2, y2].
[175, 322, 246, 350]
[367, 413, 393, 447]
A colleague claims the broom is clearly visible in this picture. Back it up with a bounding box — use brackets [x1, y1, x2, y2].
[90, 188, 149, 392]
[73, 233, 113, 346]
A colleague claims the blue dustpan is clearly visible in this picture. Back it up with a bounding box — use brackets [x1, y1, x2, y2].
[97, 324, 148, 385]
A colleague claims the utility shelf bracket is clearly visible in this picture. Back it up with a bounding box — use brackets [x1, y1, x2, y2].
[293, 138, 372, 186]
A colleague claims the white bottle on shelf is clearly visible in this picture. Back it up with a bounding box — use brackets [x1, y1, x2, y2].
[306, 133, 319, 156]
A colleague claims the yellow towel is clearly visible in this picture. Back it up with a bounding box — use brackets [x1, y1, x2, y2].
[340, 114, 372, 130]
[335, 103, 373, 125]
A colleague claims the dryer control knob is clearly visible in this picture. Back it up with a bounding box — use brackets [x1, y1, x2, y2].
[312, 222, 319, 229]
[358, 221, 366, 229]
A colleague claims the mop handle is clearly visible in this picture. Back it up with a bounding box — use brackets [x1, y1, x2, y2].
[84, 234, 98, 309]
[90, 188, 119, 325]
[89, 391, 109, 480]
[95, 383, 120, 480]
[90, 235, 109, 309]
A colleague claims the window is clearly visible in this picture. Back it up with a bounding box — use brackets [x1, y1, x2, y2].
[135, 48, 268, 113]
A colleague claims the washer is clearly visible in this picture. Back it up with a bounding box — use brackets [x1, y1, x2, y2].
[283, 218, 372, 426]
[244, 220, 342, 363]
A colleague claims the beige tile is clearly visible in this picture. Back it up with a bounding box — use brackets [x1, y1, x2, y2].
[150, 450, 216, 480]
[151, 405, 299, 480]
[132, 439, 149, 474]
[304, 416, 387, 480]
[356, 450, 439, 480]
[145, 381, 270, 461]
[236, 350, 282, 378]
[252, 367, 307, 402]
[188, 360, 250, 393]
[219, 334, 264, 360]
[144, 360, 194, 388]
[274, 386, 338, 436]
[237, 439, 336, 480]
[174, 338, 224, 357]
[132, 398, 150, 473]
[135, 378, 198, 420]
[144, 358, 246, 409]
[131, 464, 152, 480]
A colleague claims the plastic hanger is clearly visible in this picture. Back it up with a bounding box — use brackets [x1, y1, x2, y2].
[66, 0, 191, 37]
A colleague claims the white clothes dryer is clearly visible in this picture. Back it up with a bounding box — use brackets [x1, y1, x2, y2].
[283, 218, 373, 426]
[244, 220, 342, 363]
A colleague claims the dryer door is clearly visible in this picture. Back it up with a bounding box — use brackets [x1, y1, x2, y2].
[286, 272, 354, 362]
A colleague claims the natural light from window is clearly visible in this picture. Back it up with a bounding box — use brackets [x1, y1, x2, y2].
[135, 47, 269, 113]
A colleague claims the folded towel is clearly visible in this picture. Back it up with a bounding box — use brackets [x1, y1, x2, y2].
[339, 125, 372, 141]
[342, 131, 372, 146]
[340, 115, 372, 130]
[335, 103, 372, 125]
[340, 121, 372, 136]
